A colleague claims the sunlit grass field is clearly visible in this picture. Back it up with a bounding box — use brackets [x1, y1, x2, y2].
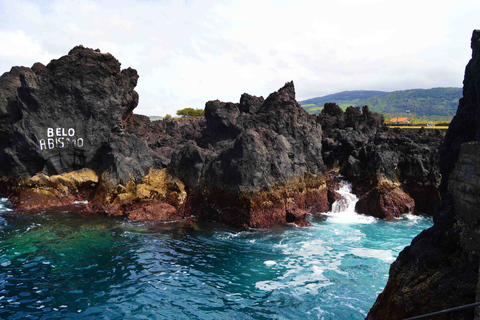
[389, 125, 448, 129]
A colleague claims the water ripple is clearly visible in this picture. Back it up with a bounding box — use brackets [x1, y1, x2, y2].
[0, 197, 433, 319]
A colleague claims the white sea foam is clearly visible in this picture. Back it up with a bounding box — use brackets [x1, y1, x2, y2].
[72, 200, 88, 205]
[0, 198, 13, 212]
[350, 248, 395, 263]
[256, 264, 333, 292]
[397, 212, 426, 222]
[264, 260, 276, 267]
[214, 230, 251, 240]
[258, 236, 347, 292]
[324, 182, 376, 224]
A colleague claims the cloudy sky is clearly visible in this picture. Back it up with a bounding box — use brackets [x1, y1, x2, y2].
[0, 0, 478, 116]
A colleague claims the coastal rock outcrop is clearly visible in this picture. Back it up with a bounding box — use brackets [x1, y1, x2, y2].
[0, 44, 444, 228]
[355, 182, 415, 220]
[367, 30, 480, 320]
[318, 104, 443, 218]
[0, 46, 332, 227]
[0, 46, 184, 220]
[169, 82, 330, 228]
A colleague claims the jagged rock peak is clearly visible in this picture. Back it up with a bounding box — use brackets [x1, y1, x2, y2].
[262, 81, 297, 107]
[471, 29, 480, 56]
[67, 45, 115, 62]
[0, 45, 145, 183]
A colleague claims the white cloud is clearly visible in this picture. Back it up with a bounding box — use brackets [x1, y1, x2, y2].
[0, 30, 42, 60]
[0, 0, 478, 115]
[0, 30, 57, 69]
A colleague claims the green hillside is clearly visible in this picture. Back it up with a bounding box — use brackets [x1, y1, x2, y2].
[300, 90, 386, 114]
[300, 87, 462, 120]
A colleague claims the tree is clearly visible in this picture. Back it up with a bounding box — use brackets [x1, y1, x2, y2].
[176, 108, 205, 117]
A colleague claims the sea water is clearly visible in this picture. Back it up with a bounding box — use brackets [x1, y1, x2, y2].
[0, 183, 432, 319]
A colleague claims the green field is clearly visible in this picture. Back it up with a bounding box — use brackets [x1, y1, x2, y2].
[338, 104, 352, 110]
[389, 125, 448, 129]
[300, 88, 462, 120]
[300, 103, 352, 113]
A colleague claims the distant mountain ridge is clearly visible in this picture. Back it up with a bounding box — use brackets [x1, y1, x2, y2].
[300, 88, 463, 120]
[300, 90, 386, 108]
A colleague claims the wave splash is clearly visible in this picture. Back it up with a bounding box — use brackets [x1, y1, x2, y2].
[324, 181, 376, 224]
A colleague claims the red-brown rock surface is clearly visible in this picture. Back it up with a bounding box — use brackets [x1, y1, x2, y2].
[355, 182, 415, 220]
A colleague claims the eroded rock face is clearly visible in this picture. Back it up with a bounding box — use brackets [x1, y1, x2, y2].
[0, 44, 443, 229]
[10, 168, 99, 212]
[125, 115, 206, 167]
[367, 30, 480, 320]
[319, 106, 443, 216]
[0, 45, 154, 185]
[170, 82, 329, 228]
[355, 181, 415, 220]
[449, 142, 480, 246]
[90, 168, 186, 221]
[0, 46, 184, 220]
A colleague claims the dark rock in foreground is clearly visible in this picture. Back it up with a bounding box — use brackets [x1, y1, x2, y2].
[367, 29, 480, 320]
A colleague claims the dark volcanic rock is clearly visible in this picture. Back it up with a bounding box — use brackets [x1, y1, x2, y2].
[0, 46, 185, 219]
[0, 44, 443, 229]
[318, 105, 443, 216]
[367, 30, 480, 320]
[170, 82, 329, 228]
[125, 115, 205, 167]
[0, 45, 148, 184]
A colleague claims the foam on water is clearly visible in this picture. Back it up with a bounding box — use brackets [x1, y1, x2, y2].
[0, 183, 434, 319]
[264, 260, 276, 267]
[72, 200, 88, 205]
[323, 181, 376, 224]
[0, 198, 12, 212]
[350, 248, 395, 263]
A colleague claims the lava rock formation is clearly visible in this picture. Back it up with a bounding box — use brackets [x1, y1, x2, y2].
[0, 44, 444, 229]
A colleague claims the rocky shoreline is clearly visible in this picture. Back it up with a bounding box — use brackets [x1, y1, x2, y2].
[0, 45, 444, 229]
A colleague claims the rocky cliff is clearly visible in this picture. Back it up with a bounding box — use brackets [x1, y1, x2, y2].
[0, 45, 443, 229]
[367, 29, 480, 320]
[318, 103, 443, 219]
[0, 47, 333, 227]
[0, 46, 186, 220]
[169, 83, 330, 227]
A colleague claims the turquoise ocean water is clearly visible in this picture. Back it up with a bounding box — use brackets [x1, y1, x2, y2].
[0, 183, 432, 319]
